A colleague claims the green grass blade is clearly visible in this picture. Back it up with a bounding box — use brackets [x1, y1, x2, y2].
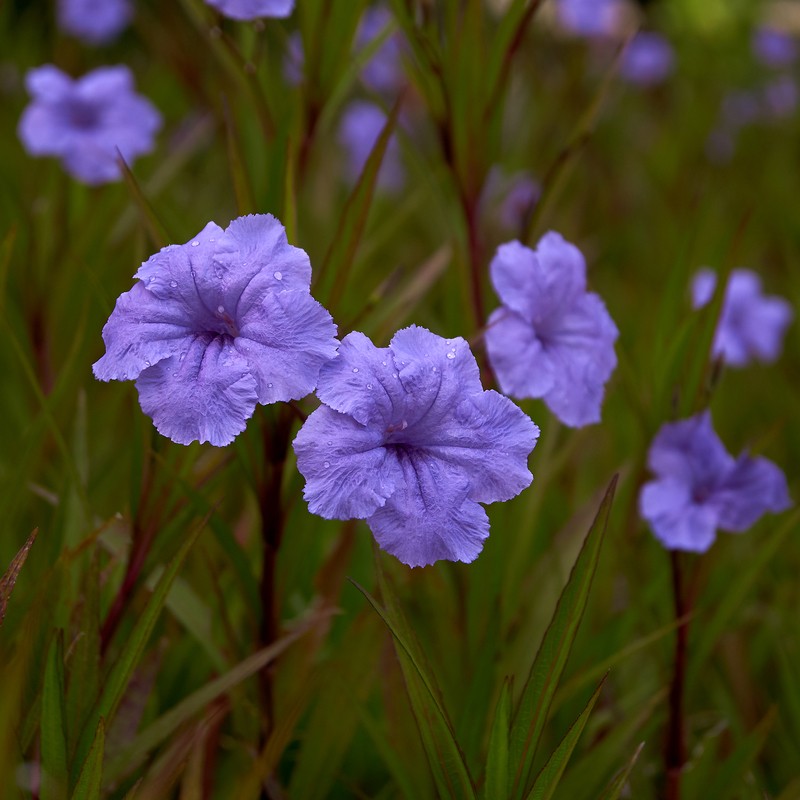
[484, 677, 513, 800]
[525, 677, 606, 800]
[509, 475, 618, 799]
[115, 150, 171, 249]
[71, 718, 104, 800]
[41, 632, 69, 800]
[350, 572, 477, 800]
[597, 742, 646, 800]
[71, 517, 206, 786]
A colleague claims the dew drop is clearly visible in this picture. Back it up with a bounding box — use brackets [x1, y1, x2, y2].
[401, 420, 408, 430]
[327, 440, 332, 446]
[191, 240, 200, 247]
[217, 305, 225, 314]
[323, 461, 330, 469]
[381, 361, 387, 366]
[432, 366, 437, 372]
[268, 382, 273, 388]
[446, 352, 455, 360]
[352, 367, 359, 373]
[366, 383, 373, 389]
[179, 353, 186, 361]
[273, 271, 282, 281]
[144, 360, 151, 366]
[209, 238, 215, 242]
[392, 373, 398, 378]
[169, 280, 177, 288]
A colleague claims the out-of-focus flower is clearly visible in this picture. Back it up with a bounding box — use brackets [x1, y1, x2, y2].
[338, 101, 404, 191]
[721, 89, 762, 129]
[94, 215, 338, 446]
[691, 268, 793, 367]
[752, 26, 797, 68]
[556, 0, 622, 37]
[57, 0, 132, 44]
[639, 411, 790, 552]
[355, 6, 405, 96]
[283, 30, 304, 85]
[620, 32, 675, 86]
[293, 326, 539, 567]
[482, 168, 540, 233]
[485, 233, 618, 427]
[763, 75, 798, 118]
[18, 65, 161, 185]
[204, 0, 294, 21]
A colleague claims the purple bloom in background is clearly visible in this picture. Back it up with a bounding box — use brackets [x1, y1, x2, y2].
[94, 215, 338, 446]
[283, 31, 304, 85]
[640, 412, 790, 552]
[763, 75, 798, 118]
[204, 0, 294, 20]
[485, 233, 618, 427]
[57, 0, 132, 44]
[556, 0, 621, 37]
[293, 326, 539, 567]
[338, 101, 404, 191]
[692, 268, 793, 367]
[721, 89, 761, 129]
[355, 6, 405, 96]
[18, 65, 161, 185]
[620, 32, 675, 86]
[753, 26, 797, 68]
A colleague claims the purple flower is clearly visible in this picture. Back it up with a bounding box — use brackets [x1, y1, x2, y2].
[620, 32, 675, 87]
[355, 7, 405, 96]
[753, 26, 797, 68]
[57, 0, 132, 44]
[18, 65, 161, 185]
[293, 326, 539, 567]
[204, 0, 294, 21]
[763, 75, 798, 118]
[556, 0, 621, 37]
[640, 412, 791, 552]
[485, 233, 618, 427]
[691, 268, 793, 367]
[338, 101, 404, 191]
[93, 215, 338, 446]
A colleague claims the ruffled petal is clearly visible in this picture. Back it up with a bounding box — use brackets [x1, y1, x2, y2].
[485, 307, 556, 398]
[367, 453, 490, 567]
[135, 335, 258, 446]
[205, 0, 294, 20]
[235, 290, 338, 403]
[640, 479, 718, 552]
[75, 65, 133, 100]
[25, 65, 72, 102]
[293, 405, 401, 519]
[18, 105, 71, 156]
[711, 454, 791, 532]
[93, 281, 196, 380]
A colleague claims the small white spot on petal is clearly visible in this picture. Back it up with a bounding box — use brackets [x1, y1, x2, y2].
[401, 420, 408, 430]
[267, 382, 273, 388]
[144, 360, 151, 366]
[273, 271, 282, 281]
[169, 280, 177, 288]
[323, 461, 330, 468]
[446, 352, 455, 359]
[191, 240, 200, 247]
[217, 305, 225, 314]
[352, 367, 359, 373]
[366, 383, 373, 389]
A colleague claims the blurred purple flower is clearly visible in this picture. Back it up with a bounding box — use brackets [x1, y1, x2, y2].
[283, 30, 304, 85]
[204, 0, 294, 20]
[753, 26, 797, 68]
[640, 411, 790, 552]
[293, 326, 539, 567]
[620, 32, 674, 86]
[57, 0, 132, 44]
[691, 268, 793, 367]
[94, 215, 338, 446]
[721, 89, 761, 128]
[556, 0, 621, 37]
[485, 233, 618, 427]
[355, 6, 405, 95]
[763, 75, 798, 118]
[18, 65, 161, 185]
[338, 101, 404, 191]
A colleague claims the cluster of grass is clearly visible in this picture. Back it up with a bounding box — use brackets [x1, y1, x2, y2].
[1, 0, 798, 797]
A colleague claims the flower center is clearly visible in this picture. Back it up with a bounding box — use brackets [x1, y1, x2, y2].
[67, 99, 101, 130]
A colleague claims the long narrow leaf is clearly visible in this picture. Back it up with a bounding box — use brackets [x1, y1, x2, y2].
[0, 528, 38, 628]
[509, 475, 618, 799]
[484, 677, 514, 800]
[597, 742, 645, 800]
[71, 719, 104, 800]
[41, 632, 69, 800]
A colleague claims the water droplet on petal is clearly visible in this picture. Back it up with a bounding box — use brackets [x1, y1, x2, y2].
[210, 238, 215, 242]
[144, 360, 151, 366]
[366, 383, 373, 389]
[352, 367, 359, 373]
[273, 271, 282, 281]
[401, 420, 408, 430]
[217, 305, 225, 314]
[381, 361, 387, 366]
[392, 373, 398, 378]
[267, 382, 273, 388]
[169, 280, 177, 288]
[446, 352, 455, 359]
[327, 440, 332, 446]
[432, 366, 437, 372]
[323, 461, 330, 469]
[191, 240, 200, 247]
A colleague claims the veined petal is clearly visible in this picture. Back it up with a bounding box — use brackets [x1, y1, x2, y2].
[235, 290, 337, 403]
[367, 453, 490, 567]
[135, 335, 258, 446]
[293, 406, 401, 519]
[92, 281, 195, 380]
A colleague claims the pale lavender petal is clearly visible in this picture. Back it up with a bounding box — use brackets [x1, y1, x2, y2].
[235, 290, 338, 403]
[640, 479, 719, 552]
[485, 308, 557, 398]
[205, 0, 294, 20]
[368, 454, 490, 567]
[712, 454, 791, 532]
[691, 268, 717, 309]
[293, 406, 401, 519]
[753, 27, 797, 68]
[25, 65, 72, 101]
[57, 0, 132, 44]
[136, 336, 258, 446]
[620, 32, 674, 86]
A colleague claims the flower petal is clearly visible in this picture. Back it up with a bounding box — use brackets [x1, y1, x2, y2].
[367, 453, 490, 567]
[92, 281, 195, 381]
[293, 405, 401, 519]
[25, 65, 72, 102]
[640, 478, 718, 552]
[235, 290, 338, 403]
[135, 335, 258, 446]
[205, 0, 295, 20]
[711, 454, 791, 532]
